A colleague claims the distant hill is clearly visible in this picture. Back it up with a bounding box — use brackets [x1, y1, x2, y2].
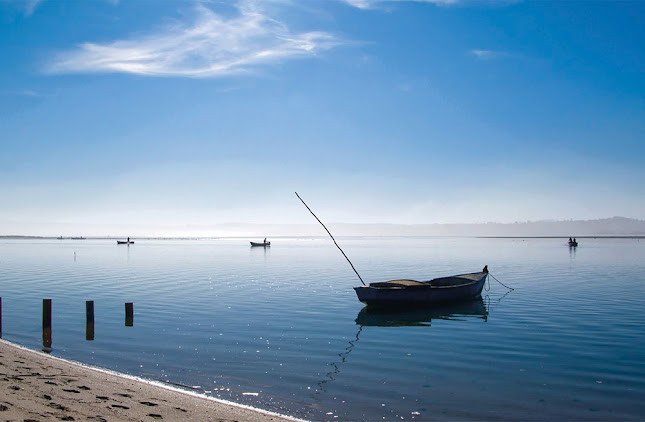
[2, 217, 644, 238]
[324, 217, 645, 237]
[171, 216, 645, 237]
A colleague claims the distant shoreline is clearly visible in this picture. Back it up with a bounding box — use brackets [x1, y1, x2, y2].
[1, 235, 644, 240]
[477, 236, 645, 239]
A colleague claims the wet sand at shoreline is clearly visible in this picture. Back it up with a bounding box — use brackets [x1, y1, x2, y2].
[0, 339, 304, 422]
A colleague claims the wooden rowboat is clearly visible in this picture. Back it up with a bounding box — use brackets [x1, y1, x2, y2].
[250, 241, 270, 247]
[354, 269, 488, 307]
[117, 240, 134, 245]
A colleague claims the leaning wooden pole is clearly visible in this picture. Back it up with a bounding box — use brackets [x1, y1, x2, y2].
[295, 192, 366, 286]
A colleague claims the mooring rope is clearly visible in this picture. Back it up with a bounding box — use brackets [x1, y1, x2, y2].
[489, 272, 514, 291]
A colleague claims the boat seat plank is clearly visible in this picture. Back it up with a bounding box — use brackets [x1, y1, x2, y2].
[369, 279, 425, 288]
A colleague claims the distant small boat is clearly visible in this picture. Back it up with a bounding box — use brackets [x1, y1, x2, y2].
[354, 268, 488, 307]
[117, 240, 134, 244]
[568, 240, 578, 247]
[250, 241, 270, 247]
[71, 237, 85, 240]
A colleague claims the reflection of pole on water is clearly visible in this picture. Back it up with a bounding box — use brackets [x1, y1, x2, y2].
[315, 325, 363, 396]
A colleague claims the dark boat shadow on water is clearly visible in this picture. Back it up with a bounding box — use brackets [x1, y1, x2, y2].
[314, 298, 490, 396]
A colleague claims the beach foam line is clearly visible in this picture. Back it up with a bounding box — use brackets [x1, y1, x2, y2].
[0, 338, 308, 421]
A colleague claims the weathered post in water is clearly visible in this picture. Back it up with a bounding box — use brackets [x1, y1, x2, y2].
[86, 300, 95, 341]
[42, 299, 52, 348]
[125, 302, 133, 327]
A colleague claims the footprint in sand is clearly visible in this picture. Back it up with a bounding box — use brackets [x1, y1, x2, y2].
[63, 389, 81, 394]
[0, 404, 9, 411]
[60, 416, 75, 421]
[77, 385, 91, 390]
[48, 402, 69, 411]
[148, 414, 163, 419]
[9, 385, 20, 391]
[116, 393, 132, 398]
[43, 394, 52, 400]
[96, 396, 109, 400]
[140, 401, 158, 407]
[111, 404, 130, 409]
[45, 381, 58, 385]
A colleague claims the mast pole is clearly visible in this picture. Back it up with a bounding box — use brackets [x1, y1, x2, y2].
[295, 192, 366, 286]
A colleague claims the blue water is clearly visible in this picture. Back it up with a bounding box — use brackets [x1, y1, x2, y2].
[1, 237, 644, 421]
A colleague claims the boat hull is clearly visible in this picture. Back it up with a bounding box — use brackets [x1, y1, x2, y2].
[250, 242, 270, 247]
[117, 241, 134, 244]
[354, 272, 487, 306]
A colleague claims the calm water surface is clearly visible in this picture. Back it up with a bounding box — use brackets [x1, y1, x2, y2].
[1, 237, 644, 421]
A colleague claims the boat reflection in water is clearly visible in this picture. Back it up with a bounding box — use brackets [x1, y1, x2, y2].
[355, 297, 488, 327]
[316, 298, 489, 395]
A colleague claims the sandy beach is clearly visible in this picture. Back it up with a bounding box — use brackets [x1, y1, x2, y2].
[0, 339, 304, 422]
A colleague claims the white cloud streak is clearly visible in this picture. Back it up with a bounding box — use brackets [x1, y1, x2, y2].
[46, 2, 341, 78]
[0, 89, 41, 97]
[24, 0, 43, 15]
[5, 0, 45, 16]
[340, 0, 459, 9]
[470, 49, 508, 60]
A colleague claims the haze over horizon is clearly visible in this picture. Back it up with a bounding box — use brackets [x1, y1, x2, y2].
[3, 216, 645, 239]
[2, 1, 644, 236]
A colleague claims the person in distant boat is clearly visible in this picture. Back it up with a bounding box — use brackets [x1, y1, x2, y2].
[569, 237, 573, 243]
[263, 238, 267, 243]
[483, 265, 488, 274]
[573, 238, 576, 243]
[127, 237, 130, 243]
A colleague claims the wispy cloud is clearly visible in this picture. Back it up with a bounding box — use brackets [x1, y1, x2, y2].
[24, 0, 44, 15]
[340, 0, 522, 9]
[1, 89, 41, 97]
[340, 0, 459, 9]
[10, 0, 121, 16]
[5, 0, 46, 16]
[46, 2, 341, 78]
[469, 49, 509, 60]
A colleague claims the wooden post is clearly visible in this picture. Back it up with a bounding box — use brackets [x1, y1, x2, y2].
[42, 299, 52, 348]
[86, 300, 95, 341]
[125, 302, 133, 327]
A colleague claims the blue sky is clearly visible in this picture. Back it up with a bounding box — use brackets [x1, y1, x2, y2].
[1, 0, 644, 236]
